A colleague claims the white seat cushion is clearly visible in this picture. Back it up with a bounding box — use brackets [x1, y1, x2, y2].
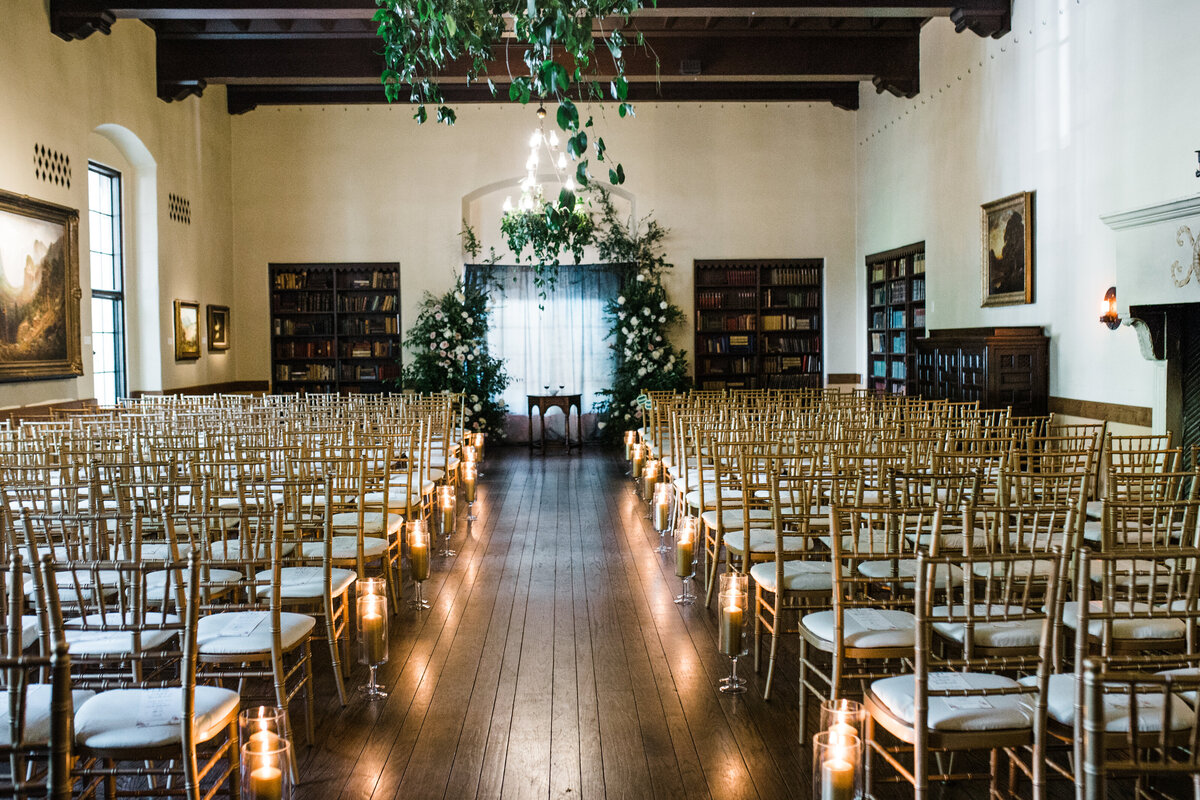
[801, 608, 916, 649]
[1061, 601, 1185, 641]
[197, 611, 315, 655]
[64, 612, 179, 656]
[300, 536, 388, 561]
[330, 511, 404, 536]
[871, 672, 1035, 732]
[1083, 518, 1101, 543]
[75, 686, 240, 750]
[970, 558, 1056, 579]
[207, 539, 294, 561]
[857, 560, 964, 588]
[723, 530, 805, 556]
[686, 487, 745, 510]
[749, 560, 834, 593]
[700, 507, 773, 530]
[258, 566, 356, 599]
[0, 686, 95, 746]
[1086, 499, 1103, 521]
[931, 605, 1045, 649]
[1033, 673, 1194, 732]
[20, 614, 40, 651]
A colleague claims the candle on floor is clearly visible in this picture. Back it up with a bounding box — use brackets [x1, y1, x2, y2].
[471, 432, 485, 460]
[409, 521, 430, 582]
[243, 738, 290, 800]
[361, 600, 387, 664]
[654, 482, 672, 531]
[624, 430, 637, 460]
[643, 459, 660, 501]
[820, 756, 855, 800]
[462, 462, 477, 503]
[631, 444, 645, 478]
[463, 444, 477, 465]
[719, 601, 743, 656]
[675, 519, 694, 578]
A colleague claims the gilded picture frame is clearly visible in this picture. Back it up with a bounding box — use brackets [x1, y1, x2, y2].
[981, 190, 1034, 307]
[0, 189, 82, 382]
[174, 299, 201, 360]
[206, 304, 229, 351]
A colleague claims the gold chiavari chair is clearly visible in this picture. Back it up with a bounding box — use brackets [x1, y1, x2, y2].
[865, 548, 1063, 800]
[63, 553, 241, 800]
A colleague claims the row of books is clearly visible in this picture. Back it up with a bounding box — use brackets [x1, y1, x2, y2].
[341, 318, 399, 334]
[912, 278, 926, 301]
[273, 271, 333, 291]
[697, 313, 756, 332]
[274, 319, 332, 336]
[762, 314, 817, 331]
[701, 357, 755, 375]
[696, 289, 756, 309]
[764, 336, 818, 354]
[700, 377, 757, 390]
[703, 334, 755, 354]
[343, 341, 394, 359]
[763, 288, 819, 308]
[275, 364, 336, 381]
[345, 271, 399, 290]
[275, 341, 333, 358]
[339, 364, 400, 381]
[697, 268, 758, 287]
[762, 355, 820, 373]
[765, 266, 820, 286]
[338, 295, 396, 313]
[275, 295, 333, 313]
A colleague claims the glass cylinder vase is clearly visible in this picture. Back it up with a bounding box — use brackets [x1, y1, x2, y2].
[812, 730, 861, 800]
[241, 738, 293, 800]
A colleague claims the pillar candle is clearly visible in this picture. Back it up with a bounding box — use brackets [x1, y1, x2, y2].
[719, 600, 743, 656]
[248, 762, 283, 800]
[820, 757, 855, 800]
[463, 466, 477, 503]
[361, 602, 387, 664]
[631, 446, 644, 478]
[410, 533, 430, 581]
[675, 537, 694, 578]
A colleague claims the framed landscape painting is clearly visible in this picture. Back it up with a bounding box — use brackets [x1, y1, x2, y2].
[174, 300, 201, 360]
[0, 190, 82, 381]
[981, 190, 1034, 307]
[207, 304, 229, 351]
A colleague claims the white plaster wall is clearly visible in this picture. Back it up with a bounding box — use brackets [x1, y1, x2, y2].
[230, 101, 858, 385]
[0, 3, 236, 405]
[855, 0, 1200, 431]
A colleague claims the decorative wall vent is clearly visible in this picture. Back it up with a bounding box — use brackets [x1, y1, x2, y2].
[33, 144, 71, 188]
[168, 193, 191, 225]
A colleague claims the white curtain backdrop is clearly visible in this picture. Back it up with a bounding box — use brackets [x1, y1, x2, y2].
[470, 264, 617, 443]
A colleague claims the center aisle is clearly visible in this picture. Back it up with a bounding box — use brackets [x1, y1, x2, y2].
[293, 446, 810, 800]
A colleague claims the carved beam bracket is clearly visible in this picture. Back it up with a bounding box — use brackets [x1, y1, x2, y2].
[1126, 306, 1167, 362]
[158, 79, 207, 103]
[872, 75, 918, 99]
[950, 4, 1012, 39]
[51, 0, 116, 40]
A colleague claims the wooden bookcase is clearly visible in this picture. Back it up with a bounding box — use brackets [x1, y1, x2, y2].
[269, 262, 401, 394]
[694, 259, 823, 390]
[866, 242, 926, 395]
[915, 326, 1050, 416]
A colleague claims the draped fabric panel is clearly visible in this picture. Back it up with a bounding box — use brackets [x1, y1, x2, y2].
[467, 264, 618, 443]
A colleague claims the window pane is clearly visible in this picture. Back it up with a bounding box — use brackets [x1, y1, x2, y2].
[88, 164, 126, 401]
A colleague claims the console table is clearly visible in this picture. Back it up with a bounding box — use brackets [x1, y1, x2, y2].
[527, 393, 583, 454]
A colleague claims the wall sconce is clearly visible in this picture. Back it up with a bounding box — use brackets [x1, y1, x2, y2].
[1100, 286, 1121, 330]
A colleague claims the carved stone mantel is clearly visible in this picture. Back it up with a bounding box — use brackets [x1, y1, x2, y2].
[1100, 194, 1200, 362]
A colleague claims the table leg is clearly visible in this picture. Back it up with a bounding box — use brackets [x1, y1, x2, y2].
[528, 406, 534, 452]
[541, 407, 547, 454]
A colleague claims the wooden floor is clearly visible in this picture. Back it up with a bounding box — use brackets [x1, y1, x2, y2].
[290, 447, 1136, 800]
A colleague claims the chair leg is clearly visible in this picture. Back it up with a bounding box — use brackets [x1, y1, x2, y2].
[763, 600, 781, 702]
[229, 720, 242, 800]
[303, 640, 316, 744]
[798, 637, 809, 744]
[325, 593, 348, 705]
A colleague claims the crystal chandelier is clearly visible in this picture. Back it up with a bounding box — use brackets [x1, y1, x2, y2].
[503, 105, 577, 215]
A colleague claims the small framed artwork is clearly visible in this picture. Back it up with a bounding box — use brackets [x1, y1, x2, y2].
[981, 190, 1035, 307]
[174, 300, 200, 360]
[207, 304, 230, 351]
[0, 189, 83, 381]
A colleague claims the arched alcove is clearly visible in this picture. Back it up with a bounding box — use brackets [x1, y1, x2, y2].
[92, 123, 161, 393]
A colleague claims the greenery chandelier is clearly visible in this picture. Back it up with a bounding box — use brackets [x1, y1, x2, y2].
[373, 0, 647, 273]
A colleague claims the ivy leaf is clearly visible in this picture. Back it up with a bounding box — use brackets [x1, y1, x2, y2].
[566, 131, 587, 159]
[436, 105, 456, 124]
[414, 105, 428, 123]
[594, 136, 607, 161]
[608, 163, 625, 185]
[575, 160, 590, 187]
[540, 60, 568, 95]
[486, 78, 496, 96]
[556, 98, 579, 131]
[615, 76, 629, 101]
[509, 78, 531, 104]
[618, 102, 634, 118]
[445, 15, 456, 36]
[558, 187, 576, 210]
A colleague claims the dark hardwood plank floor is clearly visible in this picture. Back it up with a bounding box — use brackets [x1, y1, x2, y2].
[290, 447, 1147, 800]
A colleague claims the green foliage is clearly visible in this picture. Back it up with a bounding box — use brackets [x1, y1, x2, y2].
[500, 194, 595, 296]
[399, 277, 511, 438]
[590, 190, 690, 441]
[373, 0, 646, 221]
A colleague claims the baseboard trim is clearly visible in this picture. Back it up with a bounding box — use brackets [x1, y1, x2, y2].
[1048, 396, 1153, 428]
[826, 373, 861, 385]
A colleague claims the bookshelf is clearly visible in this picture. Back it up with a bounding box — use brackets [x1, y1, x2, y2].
[694, 259, 823, 390]
[269, 262, 401, 394]
[865, 242, 925, 395]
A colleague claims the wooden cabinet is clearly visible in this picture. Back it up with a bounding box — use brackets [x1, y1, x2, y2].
[914, 326, 1049, 416]
[866, 242, 926, 395]
[694, 259, 823, 390]
[269, 262, 401, 394]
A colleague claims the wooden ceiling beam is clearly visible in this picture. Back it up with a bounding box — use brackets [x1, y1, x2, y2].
[224, 79, 861, 113]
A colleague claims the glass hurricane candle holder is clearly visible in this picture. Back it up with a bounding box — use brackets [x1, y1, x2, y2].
[653, 481, 674, 554]
[812, 730, 861, 800]
[674, 515, 698, 605]
[631, 443, 645, 479]
[242, 737, 293, 800]
[408, 520, 431, 611]
[642, 458, 660, 503]
[624, 430, 638, 469]
[820, 698, 865, 746]
[239, 706, 294, 781]
[462, 461, 478, 521]
[437, 485, 457, 557]
[717, 573, 749, 694]
[471, 431, 485, 461]
[357, 577, 389, 699]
